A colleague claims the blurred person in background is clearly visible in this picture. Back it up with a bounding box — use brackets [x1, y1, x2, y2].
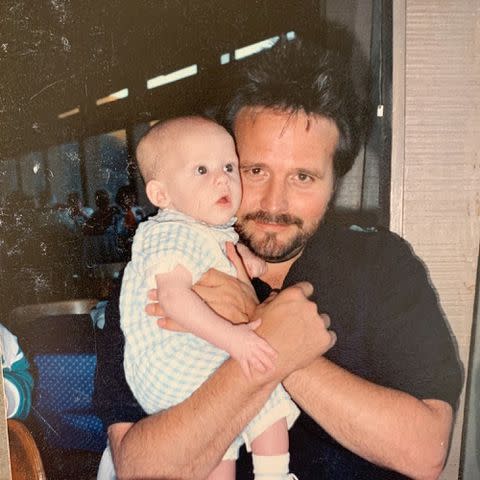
[114, 185, 145, 261]
[1, 322, 33, 420]
[58, 191, 93, 235]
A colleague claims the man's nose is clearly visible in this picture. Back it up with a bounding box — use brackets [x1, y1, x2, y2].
[259, 179, 288, 213]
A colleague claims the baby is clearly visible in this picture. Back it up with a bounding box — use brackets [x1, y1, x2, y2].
[120, 116, 299, 479]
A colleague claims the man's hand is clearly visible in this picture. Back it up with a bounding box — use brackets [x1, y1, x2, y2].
[226, 319, 277, 378]
[254, 282, 336, 379]
[146, 242, 259, 330]
[145, 267, 258, 330]
[193, 268, 258, 325]
[193, 242, 259, 324]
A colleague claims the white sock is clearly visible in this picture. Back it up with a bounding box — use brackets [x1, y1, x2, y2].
[252, 453, 290, 479]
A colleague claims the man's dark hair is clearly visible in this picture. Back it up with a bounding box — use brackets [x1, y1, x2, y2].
[226, 37, 366, 177]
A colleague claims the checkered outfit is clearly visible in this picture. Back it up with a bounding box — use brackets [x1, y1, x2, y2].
[120, 209, 299, 458]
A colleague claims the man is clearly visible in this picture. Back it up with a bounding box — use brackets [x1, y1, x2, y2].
[94, 39, 462, 479]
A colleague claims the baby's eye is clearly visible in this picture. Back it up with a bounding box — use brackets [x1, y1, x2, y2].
[224, 163, 234, 173]
[196, 165, 207, 175]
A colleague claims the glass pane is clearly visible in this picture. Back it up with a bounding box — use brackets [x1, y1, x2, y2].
[19, 151, 46, 203]
[47, 142, 82, 206]
[131, 123, 154, 212]
[0, 160, 18, 203]
[84, 129, 128, 207]
[234, 36, 279, 60]
[147, 65, 197, 90]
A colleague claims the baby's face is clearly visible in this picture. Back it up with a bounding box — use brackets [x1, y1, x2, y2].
[165, 125, 242, 225]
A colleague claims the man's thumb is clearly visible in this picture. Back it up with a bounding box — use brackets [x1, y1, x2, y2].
[248, 318, 262, 330]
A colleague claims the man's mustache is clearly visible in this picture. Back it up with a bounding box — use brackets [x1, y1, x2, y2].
[242, 211, 304, 228]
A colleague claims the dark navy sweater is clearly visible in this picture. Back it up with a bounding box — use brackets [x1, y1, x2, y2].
[94, 223, 462, 479]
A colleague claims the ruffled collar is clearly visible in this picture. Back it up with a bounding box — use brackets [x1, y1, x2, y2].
[153, 208, 236, 230]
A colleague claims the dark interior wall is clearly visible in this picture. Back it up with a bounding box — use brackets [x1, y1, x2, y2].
[0, 0, 392, 320]
[1, 1, 391, 218]
[0, 0, 327, 160]
[0, 0, 334, 318]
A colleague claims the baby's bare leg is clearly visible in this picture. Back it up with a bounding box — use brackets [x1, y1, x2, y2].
[205, 460, 236, 480]
[251, 418, 293, 479]
[251, 418, 289, 454]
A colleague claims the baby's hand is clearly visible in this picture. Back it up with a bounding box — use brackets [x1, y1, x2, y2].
[236, 243, 267, 278]
[227, 319, 277, 379]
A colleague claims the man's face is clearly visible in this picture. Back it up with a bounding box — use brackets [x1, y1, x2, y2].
[234, 107, 338, 262]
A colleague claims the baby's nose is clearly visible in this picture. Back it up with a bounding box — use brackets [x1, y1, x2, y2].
[215, 171, 229, 185]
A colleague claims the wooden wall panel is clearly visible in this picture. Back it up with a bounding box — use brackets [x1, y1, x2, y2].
[0, 367, 12, 479]
[393, 1, 480, 478]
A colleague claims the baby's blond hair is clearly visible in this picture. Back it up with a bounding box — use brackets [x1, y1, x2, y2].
[136, 116, 222, 183]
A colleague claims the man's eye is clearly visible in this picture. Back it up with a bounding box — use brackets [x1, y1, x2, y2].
[241, 166, 266, 181]
[224, 163, 234, 173]
[296, 172, 313, 183]
[196, 165, 207, 175]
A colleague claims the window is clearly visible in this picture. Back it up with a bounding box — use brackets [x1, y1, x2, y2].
[96, 88, 129, 106]
[0, 159, 18, 202]
[58, 107, 80, 119]
[147, 65, 198, 90]
[19, 152, 46, 201]
[84, 130, 128, 208]
[47, 143, 82, 205]
[221, 32, 295, 64]
[234, 35, 280, 60]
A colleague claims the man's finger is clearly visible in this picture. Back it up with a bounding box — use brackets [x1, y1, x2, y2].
[263, 290, 279, 305]
[320, 313, 332, 328]
[284, 281, 314, 299]
[195, 268, 229, 287]
[226, 242, 251, 284]
[247, 318, 262, 330]
[321, 313, 331, 329]
[328, 330, 337, 349]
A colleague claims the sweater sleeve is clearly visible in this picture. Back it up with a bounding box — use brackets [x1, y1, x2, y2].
[1, 325, 34, 420]
[368, 231, 463, 409]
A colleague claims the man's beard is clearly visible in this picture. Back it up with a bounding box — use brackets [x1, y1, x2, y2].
[235, 210, 320, 263]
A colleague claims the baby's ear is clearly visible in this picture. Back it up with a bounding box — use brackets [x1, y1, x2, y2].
[146, 180, 170, 208]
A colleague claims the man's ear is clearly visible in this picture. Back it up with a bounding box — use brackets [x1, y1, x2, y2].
[146, 180, 170, 208]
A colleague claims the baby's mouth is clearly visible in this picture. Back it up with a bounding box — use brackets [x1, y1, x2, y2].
[216, 195, 231, 205]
